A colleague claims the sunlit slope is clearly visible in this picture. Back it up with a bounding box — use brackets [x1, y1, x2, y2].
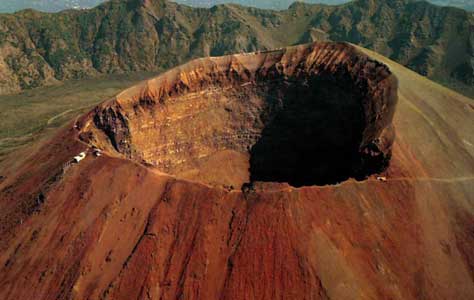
[359, 46, 474, 179]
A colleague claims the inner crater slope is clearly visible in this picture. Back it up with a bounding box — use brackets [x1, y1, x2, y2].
[79, 42, 398, 188]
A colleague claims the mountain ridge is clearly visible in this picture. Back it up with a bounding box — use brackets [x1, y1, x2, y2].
[1, 0, 473, 13]
[0, 0, 473, 97]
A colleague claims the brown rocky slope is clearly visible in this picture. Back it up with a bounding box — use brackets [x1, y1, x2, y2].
[0, 42, 473, 300]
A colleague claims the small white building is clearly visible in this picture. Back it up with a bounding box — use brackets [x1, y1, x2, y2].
[73, 152, 86, 163]
[93, 149, 102, 157]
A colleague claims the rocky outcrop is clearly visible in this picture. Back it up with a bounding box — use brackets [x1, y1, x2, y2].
[82, 42, 398, 187]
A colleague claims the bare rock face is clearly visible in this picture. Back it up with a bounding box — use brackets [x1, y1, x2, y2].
[84, 42, 398, 188]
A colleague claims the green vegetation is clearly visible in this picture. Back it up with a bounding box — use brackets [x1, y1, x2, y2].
[0, 0, 472, 98]
[0, 72, 157, 160]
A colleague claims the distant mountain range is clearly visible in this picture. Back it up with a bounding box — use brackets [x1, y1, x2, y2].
[0, 0, 473, 12]
[0, 1, 104, 13]
[178, 0, 474, 11]
[175, 1, 348, 10]
[429, 0, 474, 11]
[0, 0, 473, 97]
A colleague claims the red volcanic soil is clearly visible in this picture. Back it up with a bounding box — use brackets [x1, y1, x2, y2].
[0, 42, 474, 300]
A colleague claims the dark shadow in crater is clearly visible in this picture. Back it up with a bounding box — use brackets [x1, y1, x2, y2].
[249, 76, 384, 187]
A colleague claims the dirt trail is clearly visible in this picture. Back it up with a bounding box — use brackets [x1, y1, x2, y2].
[368, 176, 474, 183]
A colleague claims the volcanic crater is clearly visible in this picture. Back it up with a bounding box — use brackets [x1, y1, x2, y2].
[81, 43, 398, 188]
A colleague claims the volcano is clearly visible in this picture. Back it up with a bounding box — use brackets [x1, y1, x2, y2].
[86, 43, 397, 188]
[0, 42, 473, 300]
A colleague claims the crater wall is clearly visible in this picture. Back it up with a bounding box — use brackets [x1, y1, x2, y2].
[81, 42, 398, 187]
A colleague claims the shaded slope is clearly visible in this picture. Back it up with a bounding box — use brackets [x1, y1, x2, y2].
[0, 42, 473, 300]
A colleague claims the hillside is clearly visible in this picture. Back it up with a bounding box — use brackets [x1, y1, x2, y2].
[0, 0, 473, 97]
[0, 42, 473, 299]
